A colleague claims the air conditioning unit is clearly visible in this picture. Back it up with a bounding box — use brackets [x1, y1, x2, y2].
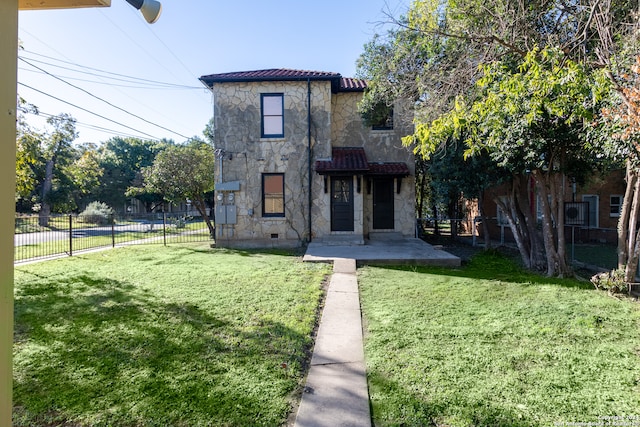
[564, 202, 587, 226]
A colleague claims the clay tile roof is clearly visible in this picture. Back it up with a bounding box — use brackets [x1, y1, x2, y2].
[200, 68, 341, 85]
[315, 147, 370, 174]
[339, 78, 367, 92]
[367, 162, 411, 177]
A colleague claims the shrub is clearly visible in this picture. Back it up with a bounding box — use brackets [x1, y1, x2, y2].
[590, 269, 628, 294]
[78, 201, 114, 225]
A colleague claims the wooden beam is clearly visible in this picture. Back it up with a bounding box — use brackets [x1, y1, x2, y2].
[19, 0, 110, 9]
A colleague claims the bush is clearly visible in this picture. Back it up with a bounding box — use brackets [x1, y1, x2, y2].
[78, 201, 114, 225]
[590, 269, 628, 294]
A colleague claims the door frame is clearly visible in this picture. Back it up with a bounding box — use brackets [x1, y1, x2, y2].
[330, 176, 354, 231]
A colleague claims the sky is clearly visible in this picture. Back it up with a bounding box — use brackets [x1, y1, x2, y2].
[17, 0, 408, 145]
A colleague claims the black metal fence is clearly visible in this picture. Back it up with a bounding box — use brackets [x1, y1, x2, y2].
[15, 212, 213, 263]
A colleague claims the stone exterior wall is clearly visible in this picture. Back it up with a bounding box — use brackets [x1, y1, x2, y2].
[211, 79, 416, 248]
[212, 80, 332, 247]
[329, 92, 416, 238]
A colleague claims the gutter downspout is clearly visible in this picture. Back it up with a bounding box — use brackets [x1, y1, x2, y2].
[307, 78, 312, 242]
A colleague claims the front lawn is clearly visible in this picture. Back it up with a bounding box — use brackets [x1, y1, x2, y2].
[13, 244, 330, 426]
[359, 251, 640, 426]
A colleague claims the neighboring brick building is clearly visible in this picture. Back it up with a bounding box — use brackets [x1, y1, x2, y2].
[481, 169, 625, 244]
[199, 69, 415, 248]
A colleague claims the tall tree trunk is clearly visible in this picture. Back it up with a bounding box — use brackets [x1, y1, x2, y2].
[193, 197, 215, 238]
[618, 160, 635, 269]
[534, 170, 572, 277]
[514, 174, 546, 271]
[39, 158, 54, 227]
[478, 190, 491, 249]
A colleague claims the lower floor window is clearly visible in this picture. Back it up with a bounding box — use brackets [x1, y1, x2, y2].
[262, 173, 285, 217]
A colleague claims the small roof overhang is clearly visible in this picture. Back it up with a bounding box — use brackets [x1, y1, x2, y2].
[368, 162, 411, 177]
[315, 147, 369, 175]
[315, 147, 410, 177]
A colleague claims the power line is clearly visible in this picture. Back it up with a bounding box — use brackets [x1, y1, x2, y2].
[19, 56, 191, 139]
[19, 48, 205, 134]
[18, 81, 161, 140]
[20, 50, 201, 89]
[18, 67, 198, 90]
[98, 9, 191, 87]
[23, 109, 151, 140]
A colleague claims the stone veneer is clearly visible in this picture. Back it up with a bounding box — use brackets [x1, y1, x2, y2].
[211, 79, 415, 248]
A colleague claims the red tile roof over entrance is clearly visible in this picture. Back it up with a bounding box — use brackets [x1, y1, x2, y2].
[315, 147, 369, 174]
[368, 162, 411, 176]
[315, 148, 410, 176]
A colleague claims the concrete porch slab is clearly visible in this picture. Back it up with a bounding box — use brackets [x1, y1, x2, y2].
[303, 237, 461, 267]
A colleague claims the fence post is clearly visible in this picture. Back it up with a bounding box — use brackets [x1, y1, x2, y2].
[68, 214, 73, 257]
[111, 215, 115, 248]
[163, 212, 167, 246]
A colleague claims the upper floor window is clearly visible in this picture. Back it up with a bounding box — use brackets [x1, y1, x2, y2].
[261, 93, 284, 138]
[362, 102, 393, 131]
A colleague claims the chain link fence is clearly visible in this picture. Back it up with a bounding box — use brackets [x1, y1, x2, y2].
[417, 216, 618, 271]
[15, 212, 213, 263]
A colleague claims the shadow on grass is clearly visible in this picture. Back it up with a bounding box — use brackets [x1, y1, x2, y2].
[14, 271, 310, 426]
[369, 250, 594, 291]
[368, 371, 536, 427]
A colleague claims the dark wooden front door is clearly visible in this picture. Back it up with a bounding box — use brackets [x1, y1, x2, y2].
[373, 178, 394, 229]
[331, 176, 354, 231]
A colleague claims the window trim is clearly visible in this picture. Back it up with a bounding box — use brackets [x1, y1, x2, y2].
[262, 173, 285, 217]
[261, 93, 284, 138]
[610, 194, 624, 218]
[371, 106, 394, 131]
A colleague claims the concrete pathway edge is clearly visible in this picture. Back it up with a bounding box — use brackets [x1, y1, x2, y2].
[294, 258, 371, 427]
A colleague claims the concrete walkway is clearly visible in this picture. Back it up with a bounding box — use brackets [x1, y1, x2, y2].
[294, 238, 460, 426]
[303, 237, 461, 267]
[294, 258, 370, 427]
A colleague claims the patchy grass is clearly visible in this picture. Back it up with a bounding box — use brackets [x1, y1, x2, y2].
[359, 250, 640, 427]
[13, 244, 330, 426]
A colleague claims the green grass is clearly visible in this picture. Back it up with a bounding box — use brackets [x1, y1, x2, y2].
[13, 244, 330, 426]
[359, 251, 640, 427]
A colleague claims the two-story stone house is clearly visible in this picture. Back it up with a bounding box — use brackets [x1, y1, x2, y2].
[199, 69, 415, 248]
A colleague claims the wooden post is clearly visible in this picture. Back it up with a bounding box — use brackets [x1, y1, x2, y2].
[0, 2, 18, 425]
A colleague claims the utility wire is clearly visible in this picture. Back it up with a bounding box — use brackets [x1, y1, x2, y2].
[19, 56, 190, 139]
[18, 82, 161, 140]
[18, 67, 196, 90]
[23, 109, 150, 140]
[20, 51, 202, 88]
[133, 9, 201, 83]
[99, 9, 190, 87]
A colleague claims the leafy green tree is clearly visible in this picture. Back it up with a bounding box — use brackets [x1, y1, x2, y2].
[411, 47, 610, 276]
[142, 144, 216, 237]
[66, 143, 104, 211]
[34, 114, 78, 226]
[96, 137, 169, 212]
[15, 126, 44, 209]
